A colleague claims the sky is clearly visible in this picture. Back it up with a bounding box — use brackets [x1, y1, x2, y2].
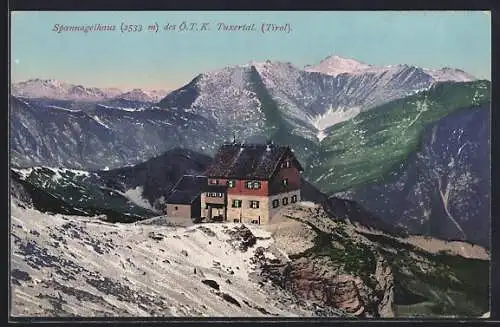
[11, 11, 491, 91]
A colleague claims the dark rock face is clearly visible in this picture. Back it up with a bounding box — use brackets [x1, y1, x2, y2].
[201, 279, 220, 291]
[11, 269, 32, 282]
[322, 197, 407, 236]
[300, 178, 406, 236]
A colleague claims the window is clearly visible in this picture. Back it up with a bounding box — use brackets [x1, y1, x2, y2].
[245, 181, 261, 189]
[249, 200, 260, 209]
[272, 199, 280, 208]
[291, 195, 298, 203]
[282, 197, 288, 205]
[232, 200, 242, 208]
[209, 179, 218, 185]
[284, 160, 291, 168]
[227, 180, 236, 188]
[282, 178, 289, 186]
[207, 192, 223, 198]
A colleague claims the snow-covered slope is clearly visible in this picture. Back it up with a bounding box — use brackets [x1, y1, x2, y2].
[10, 199, 490, 318]
[10, 201, 341, 317]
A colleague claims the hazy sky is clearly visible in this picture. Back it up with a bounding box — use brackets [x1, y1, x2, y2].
[11, 11, 491, 91]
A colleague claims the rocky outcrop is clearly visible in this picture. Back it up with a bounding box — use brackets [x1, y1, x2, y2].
[252, 249, 384, 317]
[224, 225, 257, 252]
[373, 254, 395, 317]
[10, 177, 34, 208]
[283, 257, 376, 317]
[256, 203, 400, 317]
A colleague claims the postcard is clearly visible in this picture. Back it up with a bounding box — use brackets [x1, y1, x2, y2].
[9, 10, 491, 319]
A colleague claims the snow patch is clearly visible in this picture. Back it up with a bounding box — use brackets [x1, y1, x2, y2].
[118, 186, 156, 211]
[309, 105, 362, 141]
[298, 201, 319, 208]
[92, 115, 111, 129]
[97, 104, 147, 112]
[47, 105, 82, 113]
[304, 55, 372, 76]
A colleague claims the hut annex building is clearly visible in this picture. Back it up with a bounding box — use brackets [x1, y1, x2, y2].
[165, 142, 303, 225]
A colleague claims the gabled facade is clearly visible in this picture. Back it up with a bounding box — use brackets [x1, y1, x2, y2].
[165, 175, 207, 219]
[201, 142, 303, 224]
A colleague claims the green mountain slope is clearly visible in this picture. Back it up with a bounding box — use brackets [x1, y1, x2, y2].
[305, 80, 490, 194]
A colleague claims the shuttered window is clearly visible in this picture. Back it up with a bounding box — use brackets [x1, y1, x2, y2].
[245, 181, 261, 189]
[250, 200, 260, 209]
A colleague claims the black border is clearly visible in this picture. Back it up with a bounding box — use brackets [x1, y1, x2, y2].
[6, 0, 500, 325]
[6, 0, 500, 11]
[492, 4, 499, 325]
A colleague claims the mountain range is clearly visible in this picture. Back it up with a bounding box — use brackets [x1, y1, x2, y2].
[9, 55, 490, 247]
[10, 51, 492, 317]
[11, 79, 170, 103]
[304, 55, 476, 82]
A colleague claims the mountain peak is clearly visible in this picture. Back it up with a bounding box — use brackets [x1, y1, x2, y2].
[423, 67, 476, 82]
[114, 88, 170, 103]
[305, 55, 372, 76]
